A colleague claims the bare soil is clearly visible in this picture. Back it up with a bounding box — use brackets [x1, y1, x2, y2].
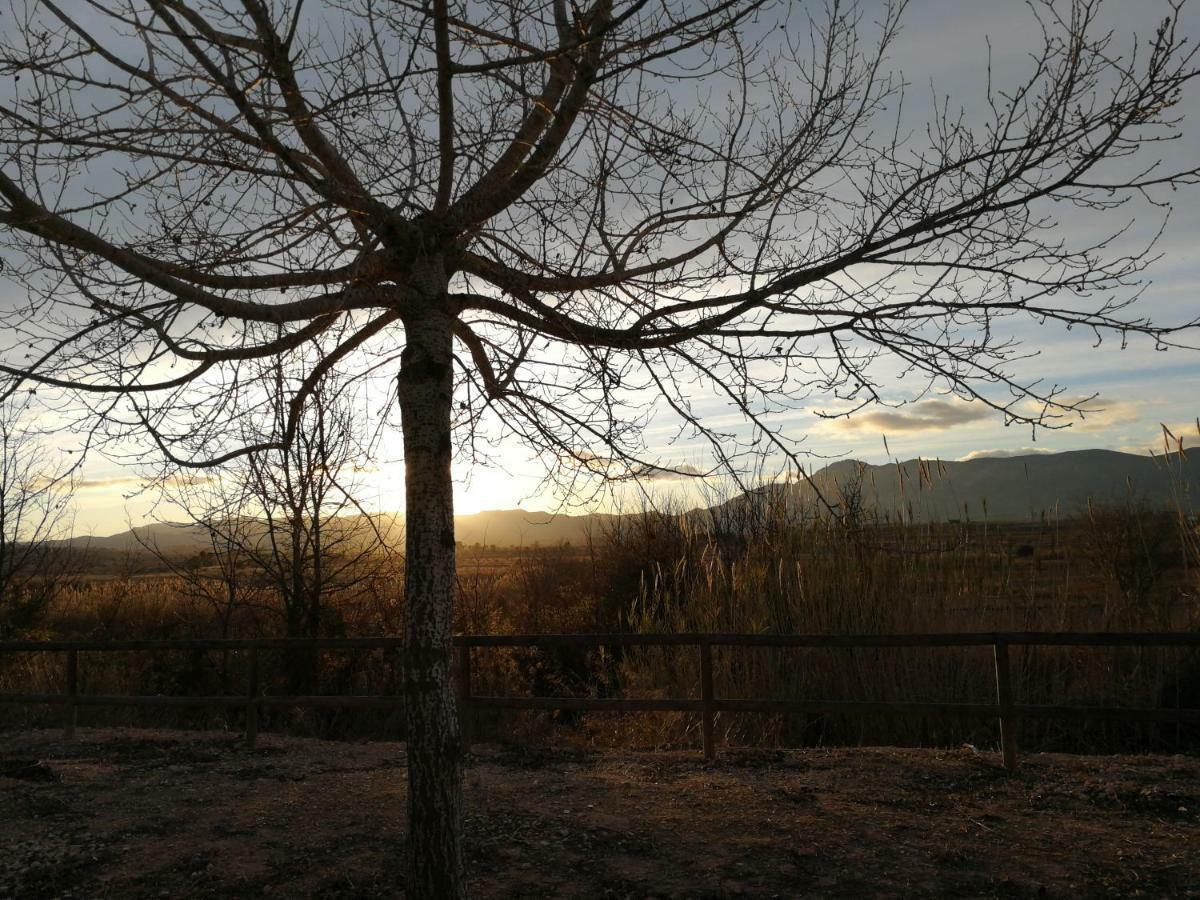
[0, 728, 1196, 898]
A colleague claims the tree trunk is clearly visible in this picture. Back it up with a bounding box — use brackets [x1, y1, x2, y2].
[283, 599, 320, 696]
[397, 296, 465, 898]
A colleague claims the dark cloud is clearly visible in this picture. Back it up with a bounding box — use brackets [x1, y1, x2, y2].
[69, 473, 215, 492]
[634, 463, 705, 481]
[835, 399, 992, 433]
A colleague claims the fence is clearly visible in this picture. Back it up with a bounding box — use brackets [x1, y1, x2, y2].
[1, 632, 1198, 770]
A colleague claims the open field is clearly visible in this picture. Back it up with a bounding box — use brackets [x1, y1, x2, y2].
[1, 728, 1197, 898]
[4, 496, 1197, 755]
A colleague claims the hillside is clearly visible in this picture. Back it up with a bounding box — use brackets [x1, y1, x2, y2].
[728, 449, 1200, 523]
[69, 507, 611, 557]
[64, 449, 1200, 555]
[451, 508, 617, 547]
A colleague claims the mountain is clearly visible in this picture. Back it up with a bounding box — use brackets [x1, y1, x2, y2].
[71, 508, 613, 556]
[74, 522, 222, 554]
[739, 449, 1200, 522]
[451, 508, 616, 547]
[65, 449, 1200, 556]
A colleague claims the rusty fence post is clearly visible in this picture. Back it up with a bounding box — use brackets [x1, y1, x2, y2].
[456, 643, 473, 751]
[244, 647, 259, 749]
[700, 638, 715, 760]
[993, 640, 1018, 771]
[64, 649, 78, 740]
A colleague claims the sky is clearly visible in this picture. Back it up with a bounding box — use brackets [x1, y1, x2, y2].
[5, 0, 1200, 536]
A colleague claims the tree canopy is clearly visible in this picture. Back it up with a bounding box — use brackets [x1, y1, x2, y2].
[0, 1, 1193, 480]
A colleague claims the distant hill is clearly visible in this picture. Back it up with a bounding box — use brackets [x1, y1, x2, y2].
[63, 450, 1200, 555]
[70, 508, 614, 557]
[74, 522, 223, 555]
[452, 508, 617, 547]
[727, 449, 1200, 522]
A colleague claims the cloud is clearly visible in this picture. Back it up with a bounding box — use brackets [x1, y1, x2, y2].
[1116, 421, 1200, 456]
[1060, 396, 1140, 433]
[633, 463, 705, 481]
[832, 399, 992, 433]
[35, 475, 145, 493]
[66, 472, 216, 493]
[570, 451, 706, 481]
[75, 476, 142, 491]
[958, 447, 1057, 461]
[829, 394, 1145, 439]
[1155, 422, 1200, 451]
[162, 473, 217, 488]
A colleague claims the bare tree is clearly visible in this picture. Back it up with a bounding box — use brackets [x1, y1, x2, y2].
[135, 496, 268, 689]
[0, 395, 75, 638]
[146, 365, 393, 691]
[1, 1, 1198, 892]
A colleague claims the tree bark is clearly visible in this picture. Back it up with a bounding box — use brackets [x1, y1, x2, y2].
[397, 293, 465, 898]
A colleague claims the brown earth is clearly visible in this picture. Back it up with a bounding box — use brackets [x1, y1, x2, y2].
[0, 728, 1196, 898]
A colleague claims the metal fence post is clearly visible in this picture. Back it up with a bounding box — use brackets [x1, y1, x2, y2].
[993, 640, 1018, 771]
[456, 643, 472, 750]
[700, 638, 715, 760]
[244, 647, 259, 748]
[64, 649, 78, 740]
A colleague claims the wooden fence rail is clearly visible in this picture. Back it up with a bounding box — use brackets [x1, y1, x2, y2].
[1, 632, 1198, 770]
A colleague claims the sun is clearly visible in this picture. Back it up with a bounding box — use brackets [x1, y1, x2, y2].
[358, 449, 547, 517]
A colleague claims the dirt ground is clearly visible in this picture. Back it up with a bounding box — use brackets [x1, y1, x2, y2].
[0, 728, 1196, 898]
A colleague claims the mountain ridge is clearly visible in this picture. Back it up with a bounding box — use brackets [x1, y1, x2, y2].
[778, 448, 1199, 522]
[63, 448, 1199, 553]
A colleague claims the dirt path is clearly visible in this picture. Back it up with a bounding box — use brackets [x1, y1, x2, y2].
[0, 728, 1196, 898]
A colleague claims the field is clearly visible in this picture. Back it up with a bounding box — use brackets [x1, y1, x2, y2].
[2, 727, 1198, 898]
[4, 502, 1200, 755]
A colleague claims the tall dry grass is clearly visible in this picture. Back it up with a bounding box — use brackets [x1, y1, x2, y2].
[2, 467, 1198, 753]
[598, 476, 1200, 753]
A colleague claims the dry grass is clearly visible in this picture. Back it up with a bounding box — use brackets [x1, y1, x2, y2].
[2, 484, 1198, 754]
